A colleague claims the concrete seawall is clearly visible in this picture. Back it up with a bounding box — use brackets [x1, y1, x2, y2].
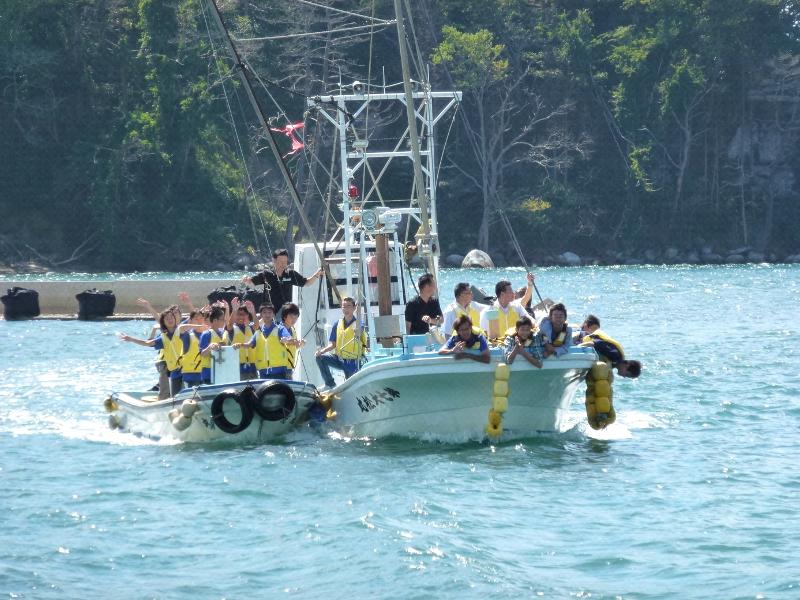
[1, 279, 244, 318]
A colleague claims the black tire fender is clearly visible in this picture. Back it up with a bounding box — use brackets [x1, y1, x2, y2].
[252, 382, 296, 422]
[210, 389, 254, 434]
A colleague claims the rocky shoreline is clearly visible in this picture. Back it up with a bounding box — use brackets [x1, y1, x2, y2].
[434, 245, 800, 268]
[2, 245, 799, 276]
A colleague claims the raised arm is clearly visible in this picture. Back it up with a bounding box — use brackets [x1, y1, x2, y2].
[177, 292, 195, 312]
[135, 298, 159, 321]
[303, 267, 324, 287]
[118, 333, 156, 347]
[519, 273, 535, 308]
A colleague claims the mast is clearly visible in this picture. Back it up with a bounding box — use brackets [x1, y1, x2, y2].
[393, 0, 437, 277]
[206, 0, 339, 299]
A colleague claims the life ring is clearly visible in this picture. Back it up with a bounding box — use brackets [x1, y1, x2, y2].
[251, 382, 296, 422]
[211, 389, 254, 434]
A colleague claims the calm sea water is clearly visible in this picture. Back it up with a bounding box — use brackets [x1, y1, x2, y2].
[1, 265, 798, 599]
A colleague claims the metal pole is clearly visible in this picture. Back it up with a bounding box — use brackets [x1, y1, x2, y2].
[206, 0, 340, 301]
[393, 0, 435, 275]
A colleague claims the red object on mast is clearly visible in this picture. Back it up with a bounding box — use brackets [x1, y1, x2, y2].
[269, 122, 305, 156]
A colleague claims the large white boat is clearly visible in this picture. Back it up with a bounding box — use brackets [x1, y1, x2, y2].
[283, 9, 598, 439]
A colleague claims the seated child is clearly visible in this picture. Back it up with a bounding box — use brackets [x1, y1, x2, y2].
[504, 316, 543, 368]
[438, 315, 490, 364]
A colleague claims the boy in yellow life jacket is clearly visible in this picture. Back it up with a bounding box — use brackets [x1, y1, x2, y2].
[235, 303, 287, 380]
[577, 314, 642, 378]
[277, 302, 303, 380]
[438, 315, 490, 364]
[118, 308, 183, 398]
[504, 316, 544, 368]
[314, 296, 367, 389]
[199, 304, 230, 384]
[178, 309, 208, 387]
[228, 297, 257, 380]
[539, 302, 573, 358]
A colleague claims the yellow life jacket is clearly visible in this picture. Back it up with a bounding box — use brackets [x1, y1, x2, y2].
[552, 328, 568, 347]
[160, 330, 182, 372]
[231, 324, 255, 366]
[335, 317, 367, 360]
[448, 302, 482, 333]
[253, 324, 283, 371]
[450, 327, 485, 350]
[282, 325, 298, 370]
[492, 303, 520, 339]
[583, 329, 625, 358]
[201, 328, 229, 370]
[466, 326, 486, 350]
[180, 331, 203, 375]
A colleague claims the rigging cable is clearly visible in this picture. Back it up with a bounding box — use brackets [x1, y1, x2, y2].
[234, 22, 393, 43]
[200, 0, 274, 257]
[449, 93, 545, 303]
[290, 0, 392, 23]
[402, 0, 428, 84]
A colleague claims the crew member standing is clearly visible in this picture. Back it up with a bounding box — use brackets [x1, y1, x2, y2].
[242, 248, 323, 313]
[404, 273, 443, 334]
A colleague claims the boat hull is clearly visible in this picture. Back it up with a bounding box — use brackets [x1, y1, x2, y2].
[329, 349, 596, 440]
[108, 379, 319, 443]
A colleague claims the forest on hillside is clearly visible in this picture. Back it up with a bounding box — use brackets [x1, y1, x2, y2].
[2, 0, 799, 271]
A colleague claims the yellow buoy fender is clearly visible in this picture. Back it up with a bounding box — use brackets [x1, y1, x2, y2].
[495, 363, 510, 381]
[493, 380, 509, 397]
[585, 360, 616, 430]
[593, 379, 611, 399]
[486, 362, 511, 438]
[492, 396, 508, 413]
[485, 422, 502, 437]
[591, 361, 611, 381]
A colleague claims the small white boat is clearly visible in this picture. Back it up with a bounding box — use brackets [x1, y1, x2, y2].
[106, 347, 319, 443]
[106, 378, 318, 443]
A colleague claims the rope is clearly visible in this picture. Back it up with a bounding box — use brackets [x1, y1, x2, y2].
[435, 95, 459, 184]
[402, 0, 428, 84]
[201, 0, 273, 257]
[234, 22, 393, 42]
[290, 0, 393, 24]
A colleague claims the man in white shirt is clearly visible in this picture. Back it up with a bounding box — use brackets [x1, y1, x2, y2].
[480, 278, 530, 339]
[442, 282, 486, 335]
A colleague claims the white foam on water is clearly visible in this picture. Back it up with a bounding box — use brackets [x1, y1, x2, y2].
[561, 407, 666, 441]
[1, 405, 175, 446]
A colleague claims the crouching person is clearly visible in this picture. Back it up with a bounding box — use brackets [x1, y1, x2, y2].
[438, 315, 490, 364]
[315, 297, 367, 389]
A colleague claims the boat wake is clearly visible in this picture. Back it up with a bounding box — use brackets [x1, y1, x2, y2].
[559, 408, 666, 441]
[0, 405, 178, 446]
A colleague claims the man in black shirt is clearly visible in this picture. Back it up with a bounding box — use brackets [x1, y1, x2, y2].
[242, 248, 323, 311]
[405, 273, 443, 334]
